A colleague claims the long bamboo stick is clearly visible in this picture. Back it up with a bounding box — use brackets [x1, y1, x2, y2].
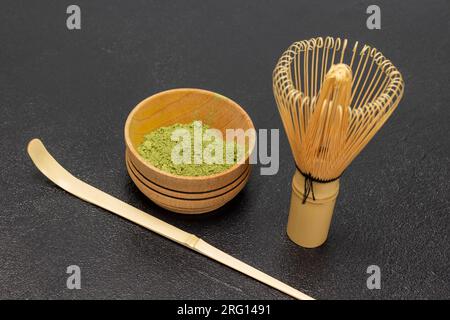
[27, 138, 314, 300]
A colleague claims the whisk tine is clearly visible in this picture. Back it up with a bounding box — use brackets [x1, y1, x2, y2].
[349, 41, 358, 68]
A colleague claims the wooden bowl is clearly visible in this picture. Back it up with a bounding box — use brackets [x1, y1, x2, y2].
[124, 88, 255, 214]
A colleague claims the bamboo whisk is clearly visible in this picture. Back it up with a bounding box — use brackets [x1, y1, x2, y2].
[273, 37, 404, 248]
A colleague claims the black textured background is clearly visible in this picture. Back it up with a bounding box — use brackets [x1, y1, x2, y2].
[1, 0, 449, 299]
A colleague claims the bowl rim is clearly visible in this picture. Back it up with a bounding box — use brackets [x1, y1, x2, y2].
[124, 88, 256, 180]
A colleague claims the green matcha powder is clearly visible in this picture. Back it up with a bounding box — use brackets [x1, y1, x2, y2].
[138, 121, 243, 176]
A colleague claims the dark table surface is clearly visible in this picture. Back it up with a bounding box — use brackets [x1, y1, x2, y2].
[1, 0, 449, 299]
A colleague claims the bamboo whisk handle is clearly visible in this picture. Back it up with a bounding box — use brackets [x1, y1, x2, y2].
[287, 170, 340, 248]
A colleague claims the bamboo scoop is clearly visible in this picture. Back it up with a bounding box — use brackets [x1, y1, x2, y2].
[27, 138, 313, 300]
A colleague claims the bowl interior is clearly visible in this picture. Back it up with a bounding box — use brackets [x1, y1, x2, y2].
[126, 88, 255, 152]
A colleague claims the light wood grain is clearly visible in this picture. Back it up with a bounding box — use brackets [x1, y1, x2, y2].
[124, 88, 256, 214]
[124, 89, 255, 192]
[126, 151, 251, 200]
[126, 153, 251, 214]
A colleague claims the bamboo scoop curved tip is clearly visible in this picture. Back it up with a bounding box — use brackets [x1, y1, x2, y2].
[27, 138, 314, 300]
